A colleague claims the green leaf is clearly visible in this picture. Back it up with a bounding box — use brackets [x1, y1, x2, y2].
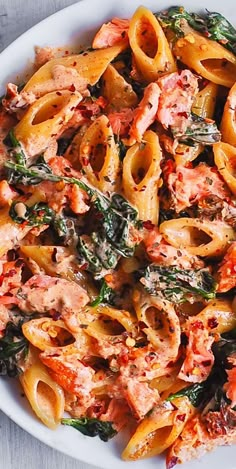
[140, 265, 217, 303]
[9, 202, 55, 226]
[90, 280, 115, 307]
[166, 382, 206, 407]
[4, 130, 26, 165]
[61, 418, 117, 442]
[156, 6, 208, 37]
[172, 113, 221, 145]
[0, 321, 29, 377]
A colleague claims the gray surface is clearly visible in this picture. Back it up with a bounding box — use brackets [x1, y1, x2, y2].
[0, 2, 97, 467]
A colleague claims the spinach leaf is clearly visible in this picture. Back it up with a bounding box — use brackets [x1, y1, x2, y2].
[166, 382, 207, 407]
[90, 280, 115, 307]
[172, 113, 221, 145]
[61, 417, 117, 441]
[10, 201, 55, 226]
[156, 7, 236, 55]
[57, 138, 71, 156]
[156, 6, 207, 37]
[5, 159, 139, 265]
[4, 130, 26, 165]
[0, 321, 29, 377]
[139, 265, 217, 303]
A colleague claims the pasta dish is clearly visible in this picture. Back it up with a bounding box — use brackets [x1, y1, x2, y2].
[1, 4, 236, 467]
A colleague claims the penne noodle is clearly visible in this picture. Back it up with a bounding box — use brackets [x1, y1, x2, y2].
[20, 359, 65, 429]
[214, 141, 236, 195]
[23, 45, 126, 98]
[122, 130, 162, 224]
[173, 27, 236, 87]
[15, 90, 82, 158]
[220, 82, 236, 146]
[129, 6, 177, 82]
[160, 217, 235, 257]
[79, 115, 120, 193]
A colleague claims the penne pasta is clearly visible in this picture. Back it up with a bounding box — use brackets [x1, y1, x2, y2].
[122, 397, 194, 460]
[122, 130, 162, 224]
[128, 6, 177, 82]
[214, 141, 236, 195]
[160, 217, 235, 257]
[173, 27, 236, 87]
[101, 64, 138, 110]
[20, 358, 65, 429]
[79, 115, 120, 193]
[15, 90, 82, 158]
[23, 45, 126, 98]
[2, 5, 236, 467]
[220, 82, 236, 146]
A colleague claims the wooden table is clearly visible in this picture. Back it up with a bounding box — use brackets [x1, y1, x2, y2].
[0, 1, 96, 468]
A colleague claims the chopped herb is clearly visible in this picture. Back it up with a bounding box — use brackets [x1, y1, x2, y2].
[61, 417, 117, 441]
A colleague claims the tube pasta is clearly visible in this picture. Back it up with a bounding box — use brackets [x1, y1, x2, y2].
[160, 218, 235, 257]
[122, 397, 194, 460]
[221, 82, 236, 146]
[133, 287, 181, 363]
[20, 359, 65, 429]
[122, 130, 162, 224]
[19, 244, 97, 298]
[22, 318, 76, 351]
[173, 28, 236, 87]
[183, 298, 236, 335]
[101, 64, 138, 110]
[128, 6, 177, 82]
[23, 45, 126, 98]
[79, 115, 120, 193]
[214, 142, 236, 195]
[84, 305, 136, 341]
[192, 82, 218, 119]
[15, 90, 82, 158]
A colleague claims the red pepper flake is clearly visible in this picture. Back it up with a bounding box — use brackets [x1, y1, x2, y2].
[51, 310, 61, 321]
[207, 317, 218, 329]
[167, 456, 178, 469]
[81, 157, 89, 166]
[143, 220, 155, 231]
[202, 359, 212, 367]
[177, 111, 188, 118]
[177, 413, 186, 422]
[192, 320, 204, 330]
[56, 91, 62, 96]
[69, 84, 76, 92]
[80, 262, 89, 270]
[73, 61, 77, 66]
